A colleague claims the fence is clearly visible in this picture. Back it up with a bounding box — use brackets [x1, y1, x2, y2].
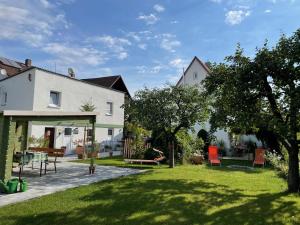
[122, 138, 152, 159]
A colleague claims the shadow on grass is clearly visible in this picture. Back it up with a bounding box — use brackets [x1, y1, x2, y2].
[204, 159, 272, 174]
[2, 176, 299, 225]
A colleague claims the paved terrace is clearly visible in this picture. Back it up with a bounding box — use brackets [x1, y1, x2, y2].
[0, 158, 143, 207]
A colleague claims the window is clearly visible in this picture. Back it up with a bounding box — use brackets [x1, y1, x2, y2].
[108, 128, 113, 136]
[49, 91, 60, 107]
[1, 92, 7, 106]
[64, 128, 72, 136]
[106, 102, 113, 115]
[87, 129, 93, 142]
[193, 72, 198, 80]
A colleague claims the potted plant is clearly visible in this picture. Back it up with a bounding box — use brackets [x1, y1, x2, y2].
[89, 143, 98, 174]
[74, 139, 86, 159]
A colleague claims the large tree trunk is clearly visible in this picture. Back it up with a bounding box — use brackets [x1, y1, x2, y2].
[287, 146, 299, 193]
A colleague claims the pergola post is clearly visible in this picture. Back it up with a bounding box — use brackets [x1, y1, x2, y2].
[89, 116, 96, 174]
[0, 116, 17, 182]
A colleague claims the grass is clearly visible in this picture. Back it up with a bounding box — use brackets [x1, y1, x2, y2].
[0, 158, 299, 225]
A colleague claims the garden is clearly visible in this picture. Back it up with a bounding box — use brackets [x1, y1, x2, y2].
[0, 28, 299, 225]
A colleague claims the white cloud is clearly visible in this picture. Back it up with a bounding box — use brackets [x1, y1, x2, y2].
[136, 65, 163, 74]
[89, 35, 131, 51]
[87, 35, 132, 60]
[210, 0, 222, 3]
[127, 32, 141, 42]
[160, 39, 181, 52]
[153, 4, 165, 13]
[0, 0, 70, 46]
[264, 9, 272, 13]
[42, 42, 107, 66]
[87, 35, 131, 60]
[169, 58, 184, 68]
[40, 0, 52, 8]
[137, 13, 159, 25]
[225, 10, 251, 25]
[170, 20, 179, 24]
[118, 52, 128, 60]
[138, 44, 147, 50]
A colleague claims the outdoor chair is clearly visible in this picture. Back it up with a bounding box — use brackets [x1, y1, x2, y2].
[208, 145, 221, 166]
[253, 148, 265, 167]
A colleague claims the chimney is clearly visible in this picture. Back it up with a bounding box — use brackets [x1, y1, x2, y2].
[25, 59, 32, 67]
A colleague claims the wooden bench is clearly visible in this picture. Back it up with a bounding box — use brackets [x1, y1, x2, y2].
[124, 158, 164, 165]
[29, 147, 66, 173]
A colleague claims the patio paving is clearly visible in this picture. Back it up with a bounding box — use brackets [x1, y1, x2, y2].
[0, 160, 143, 207]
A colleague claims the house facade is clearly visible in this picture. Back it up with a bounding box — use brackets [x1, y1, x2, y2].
[177, 56, 262, 155]
[177, 57, 231, 150]
[0, 65, 126, 155]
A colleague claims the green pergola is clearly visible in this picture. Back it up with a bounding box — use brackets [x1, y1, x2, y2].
[0, 111, 97, 182]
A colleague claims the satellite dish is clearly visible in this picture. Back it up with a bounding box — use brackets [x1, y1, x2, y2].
[68, 68, 75, 78]
[0, 69, 7, 76]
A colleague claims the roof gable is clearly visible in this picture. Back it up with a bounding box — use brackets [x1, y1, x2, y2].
[82, 76, 131, 97]
[176, 56, 210, 86]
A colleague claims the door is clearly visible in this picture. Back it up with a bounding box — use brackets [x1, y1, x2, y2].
[44, 127, 55, 148]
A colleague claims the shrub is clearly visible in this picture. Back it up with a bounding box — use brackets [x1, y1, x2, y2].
[265, 150, 289, 178]
[265, 144, 300, 180]
[176, 130, 204, 164]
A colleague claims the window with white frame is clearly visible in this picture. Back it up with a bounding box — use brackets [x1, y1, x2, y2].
[106, 101, 113, 115]
[49, 91, 61, 107]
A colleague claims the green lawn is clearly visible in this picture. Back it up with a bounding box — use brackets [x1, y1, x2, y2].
[0, 159, 299, 225]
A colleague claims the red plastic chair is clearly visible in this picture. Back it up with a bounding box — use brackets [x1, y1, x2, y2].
[253, 148, 265, 167]
[208, 145, 221, 166]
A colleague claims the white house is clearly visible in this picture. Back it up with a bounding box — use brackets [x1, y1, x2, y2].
[0, 65, 127, 155]
[176, 56, 263, 155]
[176, 56, 231, 151]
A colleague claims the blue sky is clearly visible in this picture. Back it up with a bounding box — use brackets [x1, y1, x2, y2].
[0, 0, 299, 94]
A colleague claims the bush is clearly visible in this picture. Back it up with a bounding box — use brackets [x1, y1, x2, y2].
[265, 145, 300, 180]
[176, 130, 204, 164]
[265, 150, 289, 178]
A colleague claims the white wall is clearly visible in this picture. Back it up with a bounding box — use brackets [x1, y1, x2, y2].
[0, 70, 35, 111]
[177, 58, 231, 150]
[32, 69, 125, 126]
[0, 68, 125, 154]
[29, 124, 124, 155]
[177, 59, 208, 87]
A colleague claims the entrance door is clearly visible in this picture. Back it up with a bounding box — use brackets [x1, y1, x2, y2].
[44, 127, 55, 148]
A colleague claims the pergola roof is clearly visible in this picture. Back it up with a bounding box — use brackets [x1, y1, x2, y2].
[2, 111, 98, 117]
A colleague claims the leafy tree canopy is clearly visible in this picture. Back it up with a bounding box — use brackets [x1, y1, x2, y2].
[204, 29, 300, 192]
[126, 84, 209, 167]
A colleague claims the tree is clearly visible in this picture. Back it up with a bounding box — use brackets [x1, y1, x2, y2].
[80, 99, 96, 112]
[204, 29, 300, 192]
[126, 85, 208, 168]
